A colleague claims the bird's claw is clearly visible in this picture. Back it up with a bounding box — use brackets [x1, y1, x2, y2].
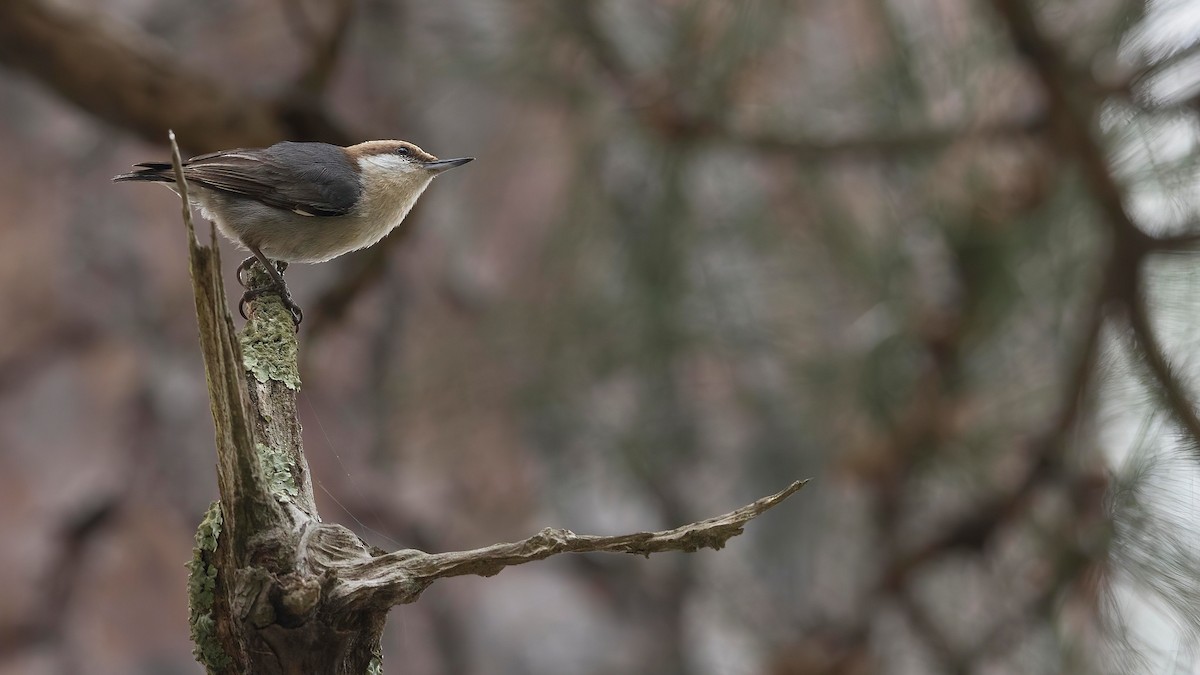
[239, 283, 303, 329]
[237, 257, 289, 288]
[236, 256, 255, 288]
[284, 295, 303, 327]
[236, 256, 300, 329]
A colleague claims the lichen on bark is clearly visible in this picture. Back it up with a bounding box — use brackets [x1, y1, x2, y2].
[186, 501, 230, 673]
[238, 267, 301, 390]
[257, 441, 300, 502]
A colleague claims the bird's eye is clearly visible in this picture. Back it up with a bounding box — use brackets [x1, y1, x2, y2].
[395, 147, 410, 157]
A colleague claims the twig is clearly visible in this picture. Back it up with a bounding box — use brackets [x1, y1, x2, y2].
[328, 480, 808, 608]
[169, 132, 197, 245]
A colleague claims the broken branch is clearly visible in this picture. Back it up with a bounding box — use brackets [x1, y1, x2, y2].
[329, 479, 809, 609]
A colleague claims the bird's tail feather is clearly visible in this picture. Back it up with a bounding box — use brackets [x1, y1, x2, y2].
[112, 164, 176, 183]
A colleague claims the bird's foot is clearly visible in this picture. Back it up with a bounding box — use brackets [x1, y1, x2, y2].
[239, 282, 303, 329]
[237, 256, 289, 288]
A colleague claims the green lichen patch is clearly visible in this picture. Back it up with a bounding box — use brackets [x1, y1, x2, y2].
[257, 442, 299, 502]
[187, 501, 231, 673]
[367, 654, 383, 675]
[239, 299, 301, 390]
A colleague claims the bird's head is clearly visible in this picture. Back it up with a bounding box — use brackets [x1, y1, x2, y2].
[347, 140, 474, 176]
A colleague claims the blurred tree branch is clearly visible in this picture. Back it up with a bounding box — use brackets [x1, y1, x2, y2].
[845, 3, 1184, 657]
[1126, 274, 1200, 447]
[989, 0, 1150, 250]
[722, 119, 1047, 161]
[863, 5, 1200, 646]
[302, 235, 401, 341]
[0, 0, 353, 153]
[990, 0, 1200, 452]
[0, 496, 121, 663]
[0, 0, 422, 337]
[282, 0, 356, 95]
[559, 2, 1045, 160]
[0, 320, 96, 399]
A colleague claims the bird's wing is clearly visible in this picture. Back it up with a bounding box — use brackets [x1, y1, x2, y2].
[182, 142, 361, 217]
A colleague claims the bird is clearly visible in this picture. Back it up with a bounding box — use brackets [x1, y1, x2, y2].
[114, 140, 474, 325]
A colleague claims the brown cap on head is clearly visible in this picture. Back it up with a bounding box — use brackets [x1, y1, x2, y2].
[346, 140, 439, 163]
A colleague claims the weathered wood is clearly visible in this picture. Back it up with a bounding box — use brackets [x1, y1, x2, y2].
[171, 131, 290, 564]
[168, 124, 806, 673]
[172, 130, 367, 674]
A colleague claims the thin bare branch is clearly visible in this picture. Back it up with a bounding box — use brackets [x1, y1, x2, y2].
[331, 479, 809, 608]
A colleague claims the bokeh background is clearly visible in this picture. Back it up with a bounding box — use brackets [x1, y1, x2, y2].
[2, 0, 1200, 673]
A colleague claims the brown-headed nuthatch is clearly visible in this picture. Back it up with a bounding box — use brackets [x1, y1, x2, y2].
[114, 140, 474, 325]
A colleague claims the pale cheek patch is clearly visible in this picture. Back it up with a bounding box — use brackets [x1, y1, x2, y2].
[361, 155, 421, 172]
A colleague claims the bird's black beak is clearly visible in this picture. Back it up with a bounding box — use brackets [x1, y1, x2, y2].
[424, 157, 474, 174]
